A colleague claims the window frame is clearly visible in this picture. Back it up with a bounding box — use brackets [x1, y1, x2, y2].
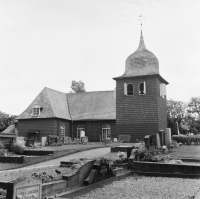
[31, 105, 42, 118]
[59, 125, 65, 137]
[127, 83, 134, 96]
[77, 125, 85, 140]
[102, 124, 111, 141]
[138, 81, 146, 95]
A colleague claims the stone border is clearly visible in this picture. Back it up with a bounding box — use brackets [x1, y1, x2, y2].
[56, 172, 132, 199]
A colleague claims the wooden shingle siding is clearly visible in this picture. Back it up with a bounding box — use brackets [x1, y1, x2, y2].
[17, 118, 58, 139]
[72, 120, 116, 142]
[116, 76, 167, 142]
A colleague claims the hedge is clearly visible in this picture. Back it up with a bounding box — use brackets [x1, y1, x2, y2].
[172, 134, 200, 144]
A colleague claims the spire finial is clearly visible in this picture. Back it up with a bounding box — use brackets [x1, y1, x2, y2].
[138, 15, 145, 35]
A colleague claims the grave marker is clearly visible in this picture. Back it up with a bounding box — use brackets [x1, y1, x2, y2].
[155, 133, 161, 148]
[144, 135, 151, 148]
[84, 158, 116, 185]
[165, 128, 172, 145]
[159, 130, 165, 146]
[0, 177, 42, 199]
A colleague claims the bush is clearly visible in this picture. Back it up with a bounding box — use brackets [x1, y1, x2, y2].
[10, 143, 25, 155]
[172, 134, 200, 144]
[0, 142, 4, 149]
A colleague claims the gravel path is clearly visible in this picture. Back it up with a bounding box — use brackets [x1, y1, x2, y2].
[76, 176, 200, 199]
[1, 147, 110, 171]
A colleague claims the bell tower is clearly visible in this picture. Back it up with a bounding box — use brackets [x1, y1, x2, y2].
[113, 27, 169, 142]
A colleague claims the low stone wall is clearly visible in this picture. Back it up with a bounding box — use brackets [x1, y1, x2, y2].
[42, 160, 96, 197]
[0, 156, 26, 163]
[132, 161, 200, 177]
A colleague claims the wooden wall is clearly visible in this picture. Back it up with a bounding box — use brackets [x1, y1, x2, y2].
[17, 118, 72, 140]
[116, 76, 167, 142]
[72, 120, 116, 142]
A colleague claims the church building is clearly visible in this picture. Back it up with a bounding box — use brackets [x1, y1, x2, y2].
[16, 30, 168, 143]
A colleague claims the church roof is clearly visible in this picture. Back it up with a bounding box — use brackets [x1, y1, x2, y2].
[115, 31, 160, 78]
[17, 87, 116, 121]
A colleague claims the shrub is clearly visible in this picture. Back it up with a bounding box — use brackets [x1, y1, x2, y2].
[0, 142, 4, 149]
[10, 143, 25, 155]
[172, 134, 200, 144]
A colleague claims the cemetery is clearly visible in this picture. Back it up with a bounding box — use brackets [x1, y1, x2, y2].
[1, 125, 200, 198]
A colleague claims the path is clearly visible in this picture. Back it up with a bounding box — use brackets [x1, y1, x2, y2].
[22, 147, 110, 169]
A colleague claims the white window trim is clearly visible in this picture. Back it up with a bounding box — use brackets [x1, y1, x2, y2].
[102, 124, 111, 141]
[59, 125, 65, 137]
[139, 81, 146, 95]
[124, 83, 127, 95]
[127, 83, 134, 96]
[77, 125, 85, 139]
[30, 105, 42, 118]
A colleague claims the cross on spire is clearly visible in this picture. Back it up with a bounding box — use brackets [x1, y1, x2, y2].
[138, 15, 145, 34]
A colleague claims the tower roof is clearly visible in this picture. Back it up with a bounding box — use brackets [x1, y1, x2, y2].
[122, 31, 159, 77]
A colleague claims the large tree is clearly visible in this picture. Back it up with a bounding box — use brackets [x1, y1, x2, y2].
[70, 80, 86, 93]
[187, 97, 200, 118]
[0, 111, 17, 132]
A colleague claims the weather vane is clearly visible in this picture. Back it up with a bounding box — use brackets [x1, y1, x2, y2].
[138, 15, 145, 31]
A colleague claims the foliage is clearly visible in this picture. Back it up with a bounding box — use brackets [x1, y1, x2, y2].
[137, 147, 170, 162]
[10, 143, 25, 155]
[172, 134, 200, 144]
[70, 80, 86, 93]
[0, 111, 17, 132]
[0, 142, 4, 150]
[187, 97, 200, 118]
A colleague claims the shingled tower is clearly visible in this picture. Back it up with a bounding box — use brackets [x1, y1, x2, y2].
[113, 30, 169, 142]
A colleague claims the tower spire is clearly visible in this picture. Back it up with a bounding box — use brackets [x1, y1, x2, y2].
[138, 15, 145, 36]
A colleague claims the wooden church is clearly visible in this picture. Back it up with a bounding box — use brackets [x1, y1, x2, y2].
[16, 30, 168, 143]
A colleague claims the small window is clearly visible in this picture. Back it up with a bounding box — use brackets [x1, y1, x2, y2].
[31, 105, 42, 118]
[139, 81, 146, 95]
[60, 125, 65, 137]
[102, 124, 111, 141]
[77, 125, 85, 139]
[127, 84, 133, 95]
[160, 83, 166, 98]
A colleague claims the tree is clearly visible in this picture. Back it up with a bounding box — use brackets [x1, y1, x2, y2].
[167, 99, 186, 134]
[70, 80, 86, 93]
[187, 97, 200, 118]
[0, 111, 17, 132]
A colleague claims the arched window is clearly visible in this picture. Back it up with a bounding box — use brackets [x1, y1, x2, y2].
[77, 125, 85, 139]
[127, 84, 134, 95]
[139, 81, 146, 95]
[59, 125, 65, 137]
[102, 124, 111, 141]
[31, 105, 42, 118]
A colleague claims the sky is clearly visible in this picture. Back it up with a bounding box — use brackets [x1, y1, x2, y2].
[0, 0, 200, 115]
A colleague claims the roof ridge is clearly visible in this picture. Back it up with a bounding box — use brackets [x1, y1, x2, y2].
[44, 87, 56, 117]
[44, 87, 66, 94]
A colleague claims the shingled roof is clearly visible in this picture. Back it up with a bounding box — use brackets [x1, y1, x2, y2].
[67, 91, 116, 120]
[17, 87, 116, 121]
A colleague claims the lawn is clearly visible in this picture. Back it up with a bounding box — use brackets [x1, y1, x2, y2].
[170, 145, 200, 159]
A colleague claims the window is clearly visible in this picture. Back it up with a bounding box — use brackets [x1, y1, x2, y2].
[102, 124, 111, 141]
[77, 125, 85, 139]
[139, 81, 146, 95]
[160, 83, 166, 98]
[59, 125, 65, 137]
[127, 84, 133, 95]
[31, 105, 42, 118]
[124, 83, 134, 95]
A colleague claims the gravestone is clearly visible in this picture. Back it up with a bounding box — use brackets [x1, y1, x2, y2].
[0, 177, 42, 199]
[81, 136, 88, 144]
[175, 122, 180, 135]
[164, 128, 172, 145]
[118, 135, 131, 143]
[155, 133, 161, 148]
[159, 130, 165, 146]
[64, 136, 72, 144]
[84, 158, 116, 185]
[144, 135, 151, 148]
